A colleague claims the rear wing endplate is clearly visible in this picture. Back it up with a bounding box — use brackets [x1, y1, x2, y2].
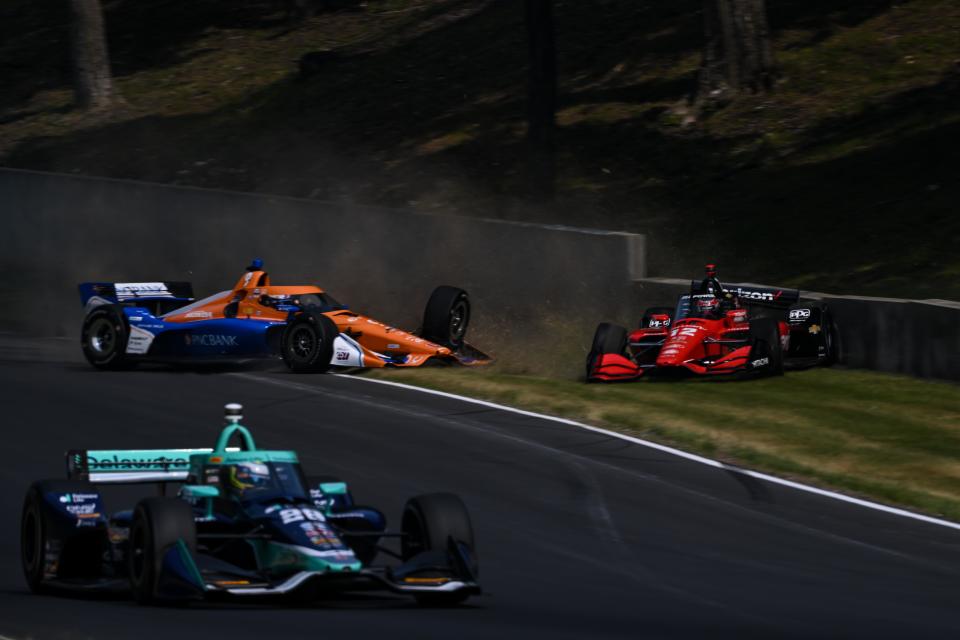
[66, 447, 236, 484]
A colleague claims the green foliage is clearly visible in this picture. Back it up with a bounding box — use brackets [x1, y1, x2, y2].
[1, 0, 957, 298]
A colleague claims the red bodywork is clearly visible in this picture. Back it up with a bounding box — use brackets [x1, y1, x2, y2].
[590, 309, 788, 382]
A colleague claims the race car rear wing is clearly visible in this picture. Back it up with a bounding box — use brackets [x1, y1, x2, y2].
[689, 280, 800, 306]
[66, 447, 236, 484]
[78, 281, 195, 308]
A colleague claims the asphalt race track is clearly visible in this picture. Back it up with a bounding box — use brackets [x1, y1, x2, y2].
[1, 335, 958, 639]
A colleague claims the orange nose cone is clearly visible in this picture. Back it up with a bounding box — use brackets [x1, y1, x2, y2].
[437, 346, 452, 356]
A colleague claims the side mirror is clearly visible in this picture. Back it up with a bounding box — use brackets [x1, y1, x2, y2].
[307, 479, 352, 511]
[181, 485, 220, 498]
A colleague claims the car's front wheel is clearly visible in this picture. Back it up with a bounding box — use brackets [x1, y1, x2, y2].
[421, 286, 471, 350]
[128, 498, 198, 605]
[281, 312, 338, 373]
[402, 492, 477, 606]
[586, 322, 628, 379]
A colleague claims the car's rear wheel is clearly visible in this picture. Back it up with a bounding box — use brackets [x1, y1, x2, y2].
[402, 493, 477, 606]
[749, 318, 784, 376]
[281, 312, 337, 373]
[21, 479, 102, 593]
[129, 498, 198, 605]
[821, 305, 839, 366]
[20, 489, 46, 593]
[422, 286, 471, 350]
[81, 305, 132, 369]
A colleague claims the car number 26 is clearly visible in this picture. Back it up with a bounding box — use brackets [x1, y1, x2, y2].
[279, 507, 326, 525]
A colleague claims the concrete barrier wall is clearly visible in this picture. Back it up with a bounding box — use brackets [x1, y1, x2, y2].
[632, 279, 960, 382]
[0, 169, 645, 375]
[824, 297, 960, 380]
[1, 169, 956, 381]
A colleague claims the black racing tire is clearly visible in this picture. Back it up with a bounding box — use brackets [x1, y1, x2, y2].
[421, 286, 471, 350]
[749, 318, 784, 376]
[820, 306, 839, 366]
[81, 305, 132, 369]
[640, 306, 674, 329]
[21, 479, 98, 593]
[586, 322, 628, 379]
[402, 493, 477, 606]
[401, 493, 476, 561]
[129, 497, 198, 605]
[281, 312, 338, 373]
[591, 322, 628, 355]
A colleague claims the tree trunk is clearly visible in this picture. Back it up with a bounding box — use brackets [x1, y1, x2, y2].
[524, 0, 557, 199]
[69, 0, 118, 111]
[696, 0, 775, 106]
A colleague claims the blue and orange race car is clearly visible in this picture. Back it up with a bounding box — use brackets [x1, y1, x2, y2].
[79, 259, 490, 372]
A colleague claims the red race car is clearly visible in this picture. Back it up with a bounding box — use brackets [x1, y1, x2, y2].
[586, 265, 838, 382]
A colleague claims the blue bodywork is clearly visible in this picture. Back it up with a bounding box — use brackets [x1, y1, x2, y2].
[133, 313, 282, 359]
[79, 281, 292, 361]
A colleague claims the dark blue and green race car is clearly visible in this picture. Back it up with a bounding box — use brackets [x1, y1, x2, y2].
[19, 404, 480, 606]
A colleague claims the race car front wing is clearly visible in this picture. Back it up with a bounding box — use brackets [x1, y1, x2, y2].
[219, 569, 480, 597]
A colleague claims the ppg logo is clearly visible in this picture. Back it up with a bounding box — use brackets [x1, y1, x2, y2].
[789, 308, 811, 321]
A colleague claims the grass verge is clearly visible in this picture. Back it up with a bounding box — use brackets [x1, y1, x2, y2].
[365, 366, 960, 521]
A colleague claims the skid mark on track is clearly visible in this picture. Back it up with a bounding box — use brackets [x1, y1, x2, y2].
[724, 469, 775, 503]
[556, 464, 803, 630]
[436, 408, 502, 418]
[569, 460, 624, 546]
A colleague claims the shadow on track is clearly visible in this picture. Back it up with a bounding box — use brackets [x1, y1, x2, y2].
[0, 586, 486, 611]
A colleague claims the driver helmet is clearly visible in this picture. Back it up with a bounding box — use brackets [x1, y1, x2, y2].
[223, 461, 271, 500]
[695, 296, 722, 317]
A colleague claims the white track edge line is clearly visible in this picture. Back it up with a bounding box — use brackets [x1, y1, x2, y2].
[338, 374, 960, 532]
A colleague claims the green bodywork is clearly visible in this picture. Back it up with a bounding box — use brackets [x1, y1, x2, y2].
[319, 482, 348, 496]
[187, 424, 299, 475]
[174, 538, 206, 588]
[79, 425, 296, 478]
[82, 423, 364, 579]
[250, 539, 362, 574]
[192, 424, 362, 575]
